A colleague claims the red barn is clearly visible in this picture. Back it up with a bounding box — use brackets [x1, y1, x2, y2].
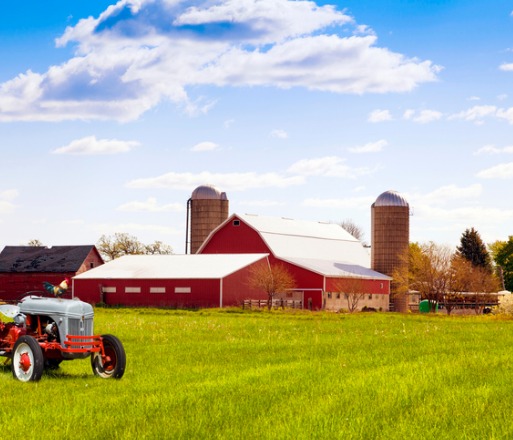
[0, 245, 103, 301]
[73, 253, 269, 308]
[198, 214, 391, 311]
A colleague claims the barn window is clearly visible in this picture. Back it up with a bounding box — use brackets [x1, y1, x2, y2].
[175, 287, 191, 294]
[125, 287, 141, 294]
[368, 294, 372, 300]
[90, 262, 94, 269]
[102, 287, 116, 293]
[233, 220, 240, 226]
[150, 287, 166, 294]
[336, 293, 340, 299]
[380, 283, 383, 289]
[327, 292, 332, 299]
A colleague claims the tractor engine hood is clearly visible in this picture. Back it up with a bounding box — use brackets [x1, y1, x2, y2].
[19, 296, 94, 319]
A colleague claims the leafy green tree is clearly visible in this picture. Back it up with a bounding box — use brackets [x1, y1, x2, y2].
[97, 233, 173, 261]
[491, 236, 513, 292]
[456, 227, 491, 271]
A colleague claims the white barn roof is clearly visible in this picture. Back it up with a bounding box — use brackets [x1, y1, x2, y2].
[234, 214, 371, 267]
[283, 257, 391, 280]
[74, 254, 269, 280]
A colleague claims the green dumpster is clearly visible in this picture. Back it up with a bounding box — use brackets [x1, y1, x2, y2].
[419, 299, 438, 313]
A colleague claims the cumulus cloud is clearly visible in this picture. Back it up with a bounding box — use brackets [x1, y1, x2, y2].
[117, 197, 183, 212]
[348, 139, 387, 154]
[270, 129, 288, 139]
[126, 154, 378, 192]
[403, 109, 443, 123]
[190, 141, 219, 152]
[287, 156, 378, 178]
[474, 145, 513, 155]
[499, 63, 513, 71]
[0, 189, 19, 214]
[303, 196, 374, 209]
[126, 171, 305, 191]
[476, 162, 513, 179]
[368, 109, 392, 122]
[411, 184, 483, 206]
[0, 0, 441, 122]
[53, 135, 140, 154]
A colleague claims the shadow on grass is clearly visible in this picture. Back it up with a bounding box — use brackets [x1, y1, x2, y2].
[0, 360, 93, 381]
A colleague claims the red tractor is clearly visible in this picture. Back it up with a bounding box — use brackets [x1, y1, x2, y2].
[0, 295, 126, 382]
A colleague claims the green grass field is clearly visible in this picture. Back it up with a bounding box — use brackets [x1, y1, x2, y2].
[1, 308, 512, 439]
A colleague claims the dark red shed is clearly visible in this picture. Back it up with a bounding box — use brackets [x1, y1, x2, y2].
[0, 245, 103, 300]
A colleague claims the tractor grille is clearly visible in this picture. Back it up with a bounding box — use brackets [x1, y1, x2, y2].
[68, 317, 93, 337]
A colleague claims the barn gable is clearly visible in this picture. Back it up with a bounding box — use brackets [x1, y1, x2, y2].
[200, 213, 372, 267]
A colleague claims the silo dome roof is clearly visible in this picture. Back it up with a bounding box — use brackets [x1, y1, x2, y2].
[191, 184, 227, 200]
[374, 190, 409, 207]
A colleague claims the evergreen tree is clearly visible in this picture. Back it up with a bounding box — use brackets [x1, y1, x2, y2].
[456, 227, 491, 271]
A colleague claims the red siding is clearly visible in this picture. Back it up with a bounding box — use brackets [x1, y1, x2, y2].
[0, 248, 104, 301]
[199, 215, 389, 311]
[73, 258, 269, 308]
[0, 272, 77, 301]
[201, 218, 272, 254]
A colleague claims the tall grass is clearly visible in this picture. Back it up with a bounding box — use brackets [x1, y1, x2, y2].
[1, 308, 512, 439]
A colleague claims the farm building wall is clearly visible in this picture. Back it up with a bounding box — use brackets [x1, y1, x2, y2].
[200, 217, 271, 254]
[0, 247, 103, 301]
[73, 262, 269, 308]
[324, 278, 390, 312]
[74, 278, 224, 308]
[0, 271, 78, 301]
[221, 265, 268, 306]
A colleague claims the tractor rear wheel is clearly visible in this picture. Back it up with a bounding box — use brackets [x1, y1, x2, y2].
[12, 336, 44, 382]
[91, 334, 126, 379]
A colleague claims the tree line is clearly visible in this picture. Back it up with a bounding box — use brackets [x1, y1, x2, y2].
[393, 228, 513, 314]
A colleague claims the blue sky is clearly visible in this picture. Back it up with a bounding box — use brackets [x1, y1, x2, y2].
[1, 0, 513, 254]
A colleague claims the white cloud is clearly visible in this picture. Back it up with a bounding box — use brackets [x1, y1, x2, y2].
[476, 162, 513, 179]
[53, 136, 140, 155]
[303, 196, 374, 209]
[239, 199, 284, 207]
[0, 0, 441, 122]
[448, 105, 497, 123]
[270, 129, 288, 139]
[410, 184, 483, 206]
[403, 109, 442, 123]
[368, 109, 392, 122]
[126, 171, 305, 191]
[474, 145, 513, 155]
[499, 63, 513, 71]
[117, 197, 183, 212]
[0, 189, 19, 214]
[224, 119, 235, 128]
[348, 139, 387, 154]
[287, 156, 378, 178]
[190, 141, 219, 152]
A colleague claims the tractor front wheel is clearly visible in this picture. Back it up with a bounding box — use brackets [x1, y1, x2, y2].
[91, 334, 126, 379]
[12, 336, 44, 382]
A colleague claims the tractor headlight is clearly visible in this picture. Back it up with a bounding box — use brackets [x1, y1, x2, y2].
[13, 313, 26, 327]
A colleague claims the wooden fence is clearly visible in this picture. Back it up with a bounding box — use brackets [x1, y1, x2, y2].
[242, 299, 303, 310]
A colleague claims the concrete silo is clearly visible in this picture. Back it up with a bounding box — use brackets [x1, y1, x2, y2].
[186, 184, 229, 254]
[371, 190, 410, 312]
